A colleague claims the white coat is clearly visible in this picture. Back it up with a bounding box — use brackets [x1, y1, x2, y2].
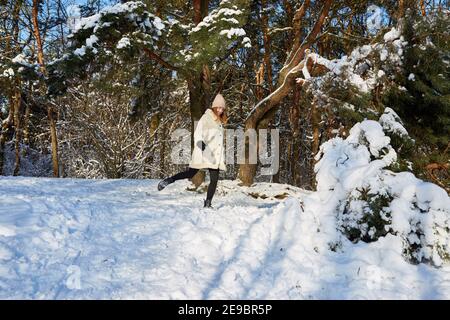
[189, 108, 226, 171]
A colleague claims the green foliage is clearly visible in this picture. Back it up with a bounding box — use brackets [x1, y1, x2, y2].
[168, 0, 251, 74]
[300, 73, 375, 138]
[381, 10, 450, 185]
[45, 0, 251, 99]
[383, 10, 450, 150]
[340, 188, 393, 243]
[325, 80, 376, 126]
[46, 1, 163, 97]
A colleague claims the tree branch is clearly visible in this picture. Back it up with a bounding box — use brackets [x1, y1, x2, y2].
[142, 47, 178, 71]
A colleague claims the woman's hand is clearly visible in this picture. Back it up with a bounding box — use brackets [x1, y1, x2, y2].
[197, 140, 206, 151]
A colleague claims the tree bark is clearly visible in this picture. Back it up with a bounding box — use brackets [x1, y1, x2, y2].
[290, 0, 310, 55]
[261, 0, 273, 92]
[420, 0, 426, 16]
[255, 63, 265, 101]
[310, 97, 319, 189]
[32, 0, 60, 177]
[289, 84, 302, 186]
[187, 64, 211, 187]
[1, 0, 23, 175]
[398, 0, 405, 20]
[0, 97, 14, 175]
[159, 122, 166, 179]
[13, 88, 22, 176]
[189, 0, 211, 188]
[23, 102, 31, 145]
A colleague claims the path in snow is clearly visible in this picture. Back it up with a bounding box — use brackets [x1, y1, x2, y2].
[0, 176, 449, 299]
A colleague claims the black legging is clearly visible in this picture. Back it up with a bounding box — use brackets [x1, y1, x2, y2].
[170, 167, 219, 201]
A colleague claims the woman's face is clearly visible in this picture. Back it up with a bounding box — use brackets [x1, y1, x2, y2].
[214, 107, 224, 116]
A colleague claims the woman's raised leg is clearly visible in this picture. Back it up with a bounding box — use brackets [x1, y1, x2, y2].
[158, 167, 199, 191]
[170, 167, 199, 181]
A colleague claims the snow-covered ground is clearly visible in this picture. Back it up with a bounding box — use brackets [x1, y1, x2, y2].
[0, 176, 449, 299]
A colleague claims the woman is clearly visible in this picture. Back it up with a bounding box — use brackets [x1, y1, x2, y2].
[157, 93, 228, 208]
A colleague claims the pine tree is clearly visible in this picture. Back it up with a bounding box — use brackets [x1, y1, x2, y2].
[383, 9, 450, 186]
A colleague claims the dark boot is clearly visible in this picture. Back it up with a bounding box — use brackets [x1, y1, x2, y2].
[204, 198, 213, 208]
[157, 177, 173, 191]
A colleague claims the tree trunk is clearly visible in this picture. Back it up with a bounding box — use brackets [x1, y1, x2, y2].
[188, 0, 210, 188]
[261, 0, 273, 92]
[398, 0, 405, 20]
[32, 0, 60, 177]
[420, 0, 426, 16]
[1, 0, 23, 175]
[48, 107, 59, 177]
[289, 84, 302, 186]
[187, 64, 211, 188]
[255, 63, 265, 101]
[262, 0, 279, 183]
[311, 98, 320, 152]
[13, 88, 22, 176]
[23, 102, 31, 145]
[238, 0, 332, 186]
[290, 0, 310, 54]
[0, 97, 15, 175]
[159, 123, 166, 179]
[142, 0, 211, 187]
[193, 0, 209, 24]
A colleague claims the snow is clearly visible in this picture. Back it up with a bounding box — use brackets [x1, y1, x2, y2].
[314, 114, 449, 268]
[380, 49, 388, 61]
[72, 1, 145, 33]
[302, 60, 311, 80]
[1, 68, 14, 78]
[67, 0, 164, 53]
[379, 107, 409, 137]
[1, 142, 52, 177]
[151, 16, 165, 30]
[0, 175, 449, 299]
[189, 4, 244, 35]
[366, 5, 383, 35]
[308, 48, 374, 92]
[348, 120, 391, 157]
[74, 34, 100, 56]
[85, 35, 99, 48]
[219, 28, 246, 39]
[299, 25, 408, 98]
[11, 53, 34, 68]
[73, 13, 101, 33]
[222, 18, 239, 24]
[384, 27, 401, 42]
[117, 37, 131, 49]
[242, 37, 251, 48]
[74, 47, 86, 57]
[0, 225, 16, 237]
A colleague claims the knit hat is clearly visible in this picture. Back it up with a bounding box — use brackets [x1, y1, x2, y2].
[212, 93, 226, 109]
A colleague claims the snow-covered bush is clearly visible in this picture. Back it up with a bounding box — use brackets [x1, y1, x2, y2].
[1, 142, 53, 177]
[314, 109, 450, 266]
